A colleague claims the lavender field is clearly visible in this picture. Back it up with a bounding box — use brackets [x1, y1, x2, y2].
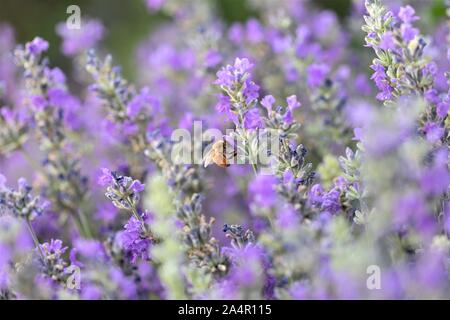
[0, 0, 449, 300]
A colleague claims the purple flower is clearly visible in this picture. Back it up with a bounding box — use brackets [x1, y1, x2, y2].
[215, 57, 253, 87]
[246, 19, 264, 43]
[270, 34, 291, 53]
[109, 267, 137, 299]
[420, 166, 450, 196]
[222, 244, 274, 299]
[371, 62, 388, 84]
[100, 169, 146, 211]
[309, 184, 341, 214]
[400, 24, 419, 42]
[228, 23, 244, 44]
[216, 57, 253, 85]
[145, 0, 165, 11]
[283, 109, 294, 124]
[242, 80, 260, 105]
[282, 170, 296, 185]
[289, 282, 308, 299]
[285, 66, 299, 82]
[436, 100, 449, 118]
[98, 168, 113, 186]
[17, 177, 28, 191]
[25, 37, 49, 55]
[394, 193, 428, 226]
[309, 184, 324, 204]
[415, 252, 447, 290]
[276, 205, 300, 229]
[370, 62, 393, 101]
[424, 89, 439, 104]
[282, 95, 301, 124]
[261, 95, 275, 112]
[31, 95, 48, 111]
[286, 95, 301, 110]
[0, 108, 13, 123]
[313, 10, 338, 39]
[81, 284, 103, 300]
[321, 188, 341, 214]
[215, 68, 235, 88]
[243, 108, 263, 130]
[116, 212, 152, 263]
[0, 177, 48, 220]
[347, 101, 374, 127]
[423, 62, 437, 77]
[49, 67, 66, 83]
[379, 32, 396, 50]
[334, 176, 347, 191]
[126, 87, 160, 119]
[178, 112, 194, 130]
[122, 121, 139, 136]
[95, 202, 119, 223]
[215, 94, 231, 113]
[306, 63, 329, 88]
[215, 57, 260, 122]
[73, 239, 106, 261]
[249, 175, 278, 208]
[423, 122, 444, 142]
[375, 83, 393, 101]
[130, 180, 145, 193]
[354, 74, 372, 95]
[40, 239, 67, 263]
[47, 88, 70, 106]
[398, 6, 419, 24]
[56, 19, 104, 56]
[204, 49, 222, 68]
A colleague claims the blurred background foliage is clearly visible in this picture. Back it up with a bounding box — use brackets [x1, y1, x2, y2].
[0, 0, 445, 82]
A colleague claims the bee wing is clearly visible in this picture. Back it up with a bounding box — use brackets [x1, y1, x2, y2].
[203, 156, 214, 167]
[223, 141, 237, 163]
[224, 146, 237, 157]
[203, 146, 214, 168]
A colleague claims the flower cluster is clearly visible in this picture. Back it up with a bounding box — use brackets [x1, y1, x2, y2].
[99, 169, 145, 211]
[0, 108, 29, 155]
[115, 212, 153, 264]
[14, 37, 92, 238]
[215, 57, 260, 129]
[0, 176, 47, 221]
[363, 0, 448, 155]
[87, 50, 226, 279]
[363, 1, 439, 100]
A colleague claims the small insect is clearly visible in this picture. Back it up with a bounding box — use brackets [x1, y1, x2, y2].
[203, 139, 237, 168]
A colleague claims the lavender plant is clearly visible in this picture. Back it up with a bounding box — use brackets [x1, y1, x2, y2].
[14, 39, 93, 238]
[86, 52, 229, 281]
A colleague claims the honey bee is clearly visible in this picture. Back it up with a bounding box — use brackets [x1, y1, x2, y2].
[203, 139, 237, 168]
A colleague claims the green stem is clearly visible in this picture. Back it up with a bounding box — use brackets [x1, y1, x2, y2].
[246, 142, 258, 176]
[76, 209, 94, 238]
[251, 163, 258, 176]
[25, 219, 46, 263]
